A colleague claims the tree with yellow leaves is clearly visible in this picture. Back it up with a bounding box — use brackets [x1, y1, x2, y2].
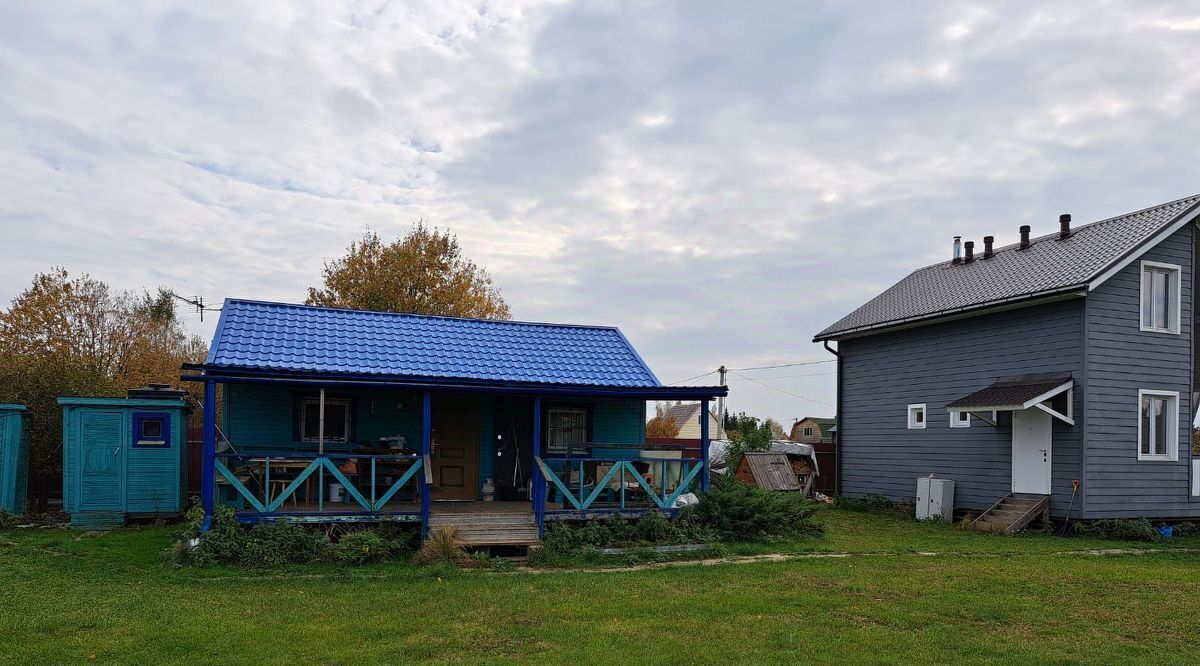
[306, 223, 511, 320]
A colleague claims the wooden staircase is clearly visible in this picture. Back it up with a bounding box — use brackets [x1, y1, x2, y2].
[970, 493, 1050, 535]
[428, 503, 540, 547]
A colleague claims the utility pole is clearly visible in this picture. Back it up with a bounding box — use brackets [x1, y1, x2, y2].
[717, 365, 727, 439]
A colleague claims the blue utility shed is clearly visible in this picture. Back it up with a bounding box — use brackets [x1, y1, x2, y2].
[0, 404, 30, 514]
[58, 386, 191, 529]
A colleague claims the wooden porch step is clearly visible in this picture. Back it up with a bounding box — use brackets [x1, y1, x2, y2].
[969, 493, 1050, 535]
[428, 508, 540, 546]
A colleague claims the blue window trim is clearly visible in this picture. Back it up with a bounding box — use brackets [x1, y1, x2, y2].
[132, 412, 171, 448]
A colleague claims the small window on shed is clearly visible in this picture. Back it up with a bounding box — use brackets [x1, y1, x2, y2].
[949, 410, 970, 428]
[907, 404, 926, 430]
[141, 419, 163, 439]
[132, 413, 170, 448]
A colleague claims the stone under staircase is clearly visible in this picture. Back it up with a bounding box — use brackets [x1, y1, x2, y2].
[428, 504, 540, 546]
[970, 493, 1050, 535]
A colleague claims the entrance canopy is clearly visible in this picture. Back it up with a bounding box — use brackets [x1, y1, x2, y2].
[948, 372, 1074, 425]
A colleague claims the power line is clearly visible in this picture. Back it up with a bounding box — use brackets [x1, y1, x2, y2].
[728, 369, 834, 407]
[727, 371, 836, 381]
[666, 369, 718, 386]
[726, 359, 836, 372]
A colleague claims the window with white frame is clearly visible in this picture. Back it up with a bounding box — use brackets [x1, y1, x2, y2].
[907, 404, 926, 429]
[949, 409, 971, 428]
[547, 407, 588, 454]
[299, 397, 351, 443]
[1138, 390, 1178, 461]
[802, 426, 814, 437]
[1140, 261, 1181, 334]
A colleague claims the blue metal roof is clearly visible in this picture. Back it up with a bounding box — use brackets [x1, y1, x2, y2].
[204, 299, 663, 388]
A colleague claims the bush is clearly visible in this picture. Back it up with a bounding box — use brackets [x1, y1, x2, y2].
[412, 526, 468, 566]
[689, 475, 824, 542]
[0, 509, 18, 530]
[634, 511, 676, 543]
[542, 522, 580, 554]
[242, 522, 332, 567]
[1172, 522, 1199, 538]
[331, 530, 392, 565]
[166, 499, 414, 567]
[490, 556, 516, 573]
[1073, 518, 1162, 542]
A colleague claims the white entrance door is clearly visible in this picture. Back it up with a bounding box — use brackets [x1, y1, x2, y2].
[1011, 409, 1052, 495]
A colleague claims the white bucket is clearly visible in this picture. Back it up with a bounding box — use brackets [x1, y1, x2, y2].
[329, 483, 345, 503]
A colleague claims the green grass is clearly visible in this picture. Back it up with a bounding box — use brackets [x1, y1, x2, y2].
[1, 510, 1198, 664]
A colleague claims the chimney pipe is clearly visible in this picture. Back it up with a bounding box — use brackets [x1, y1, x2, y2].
[983, 235, 994, 258]
[964, 241, 975, 262]
[1059, 213, 1072, 240]
[1019, 225, 1031, 249]
[952, 236, 962, 263]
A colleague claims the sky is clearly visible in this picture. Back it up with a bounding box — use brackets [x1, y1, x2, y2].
[2, 1, 1199, 427]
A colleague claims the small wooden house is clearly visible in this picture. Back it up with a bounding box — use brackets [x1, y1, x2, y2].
[58, 386, 191, 529]
[184, 299, 728, 545]
[0, 404, 30, 514]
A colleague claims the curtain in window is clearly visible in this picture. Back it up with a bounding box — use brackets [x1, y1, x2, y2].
[1141, 395, 1169, 457]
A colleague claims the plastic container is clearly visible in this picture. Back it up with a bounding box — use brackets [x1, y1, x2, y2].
[329, 483, 345, 503]
[1158, 525, 1174, 540]
[481, 478, 495, 502]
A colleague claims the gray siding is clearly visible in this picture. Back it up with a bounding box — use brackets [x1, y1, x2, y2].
[1083, 224, 1199, 518]
[839, 299, 1084, 517]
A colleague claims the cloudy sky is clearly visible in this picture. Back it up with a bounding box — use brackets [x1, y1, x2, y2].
[2, 1, 1199, 425]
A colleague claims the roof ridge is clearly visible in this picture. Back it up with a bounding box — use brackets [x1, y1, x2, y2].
[916, 193, 1200, 272]
[223, 298, 621, 331]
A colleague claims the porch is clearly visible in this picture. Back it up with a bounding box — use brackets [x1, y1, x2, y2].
[191, 376, 723, 541]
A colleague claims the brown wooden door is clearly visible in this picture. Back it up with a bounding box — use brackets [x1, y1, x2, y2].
[431, 397, 479, 500]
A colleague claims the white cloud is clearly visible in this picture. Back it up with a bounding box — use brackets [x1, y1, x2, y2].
[1, 0, 1198, 422]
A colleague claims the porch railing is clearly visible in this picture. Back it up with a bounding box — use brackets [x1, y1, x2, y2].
[215, 451, 424, 520]
[534, 455, 704, 516]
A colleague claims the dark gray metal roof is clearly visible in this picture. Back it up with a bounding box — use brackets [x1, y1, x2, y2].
[815, 195, 1200, 340]
[948, 372, 1072, 410]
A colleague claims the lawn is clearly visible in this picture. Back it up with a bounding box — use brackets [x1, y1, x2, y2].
[1, 510, 1198, 665]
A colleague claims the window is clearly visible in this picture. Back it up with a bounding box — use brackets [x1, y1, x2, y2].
[802, 426, 815, 437]
[1138, 390, 1178, 461]
[907, 404, 926, 429]
[547, 407, 588, 454]
[132, 412, 169, 448]
[1140, 261, 1181, 334]
[949, 409, 971, 428]
[299, 397, 351, 443]
[141, 420, 163, 439]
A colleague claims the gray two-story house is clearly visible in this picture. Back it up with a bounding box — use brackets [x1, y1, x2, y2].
[815, 195, 1200, 529]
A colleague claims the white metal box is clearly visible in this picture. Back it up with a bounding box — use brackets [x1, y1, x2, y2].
[915, 477, 955, 521]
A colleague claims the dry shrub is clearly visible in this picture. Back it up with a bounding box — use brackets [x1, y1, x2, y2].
[412, 525, 468, 566]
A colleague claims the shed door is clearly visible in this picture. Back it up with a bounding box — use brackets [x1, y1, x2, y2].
[80, 411, 124, 510]
[1012, 409, 1052, 495]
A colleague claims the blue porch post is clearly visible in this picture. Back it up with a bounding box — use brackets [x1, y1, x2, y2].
[700, 398, 710, 493]
[421, 391, 432, 538]
[532, 396, 543, 536]
[200, 379, 217, 531]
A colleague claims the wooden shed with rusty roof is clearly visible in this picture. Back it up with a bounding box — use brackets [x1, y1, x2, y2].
[735, 452, 802, 492]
